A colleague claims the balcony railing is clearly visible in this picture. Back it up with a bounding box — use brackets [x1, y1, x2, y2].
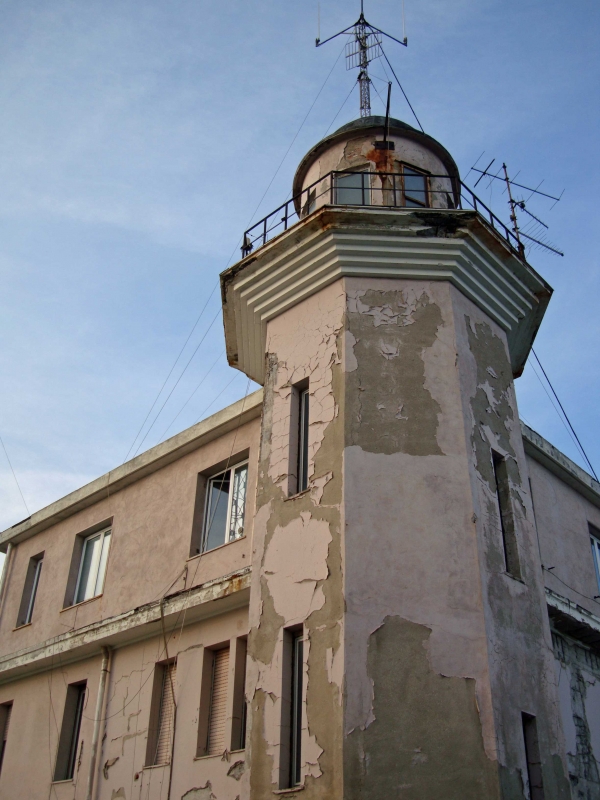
[241, 169, 523, 259]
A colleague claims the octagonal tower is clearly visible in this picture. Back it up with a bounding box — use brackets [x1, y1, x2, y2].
[221, 116, 569, 799]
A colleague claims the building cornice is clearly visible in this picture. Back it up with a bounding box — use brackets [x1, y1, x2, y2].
[522, 422, 600, 509]
[222, 207, 551, 384]
[0, 391, 264, 549]
[0, 567, 251, 685]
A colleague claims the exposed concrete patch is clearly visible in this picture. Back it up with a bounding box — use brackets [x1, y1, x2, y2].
[103, 756, 119, 778]
[345, 616, 500, 799]
[247, 282, 345, 798]
[346, 288, 443, 456]
[181, 783, 215, 800]
[227, 760, 245, 780]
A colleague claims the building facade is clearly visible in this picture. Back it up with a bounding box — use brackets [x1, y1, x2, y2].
[0, 117, 598, 800]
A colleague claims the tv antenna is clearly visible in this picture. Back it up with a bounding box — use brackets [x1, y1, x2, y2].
[316, 0, 408, 119]
[471, 158, 564, 258]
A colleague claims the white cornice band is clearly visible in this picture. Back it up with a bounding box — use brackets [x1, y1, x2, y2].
[222, 208, 551, 384]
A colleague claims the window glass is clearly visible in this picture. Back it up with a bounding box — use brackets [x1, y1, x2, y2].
[74, 529, 111, 604]
[229, 464, 248, 542]
[25, 558, 43, 625]
[335, 171, 371, 206]
[203, 463, 248, 553]
[403, 167, 428, 207]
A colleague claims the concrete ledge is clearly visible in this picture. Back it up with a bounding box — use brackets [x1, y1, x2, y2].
[0, 567, 251, 685]
[547, 587, 600, 650]
[0, 390, 263, 549]
[522, 422, 600, 509]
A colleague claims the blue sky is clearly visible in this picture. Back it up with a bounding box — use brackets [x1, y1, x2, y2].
[1, 0, 599, 531]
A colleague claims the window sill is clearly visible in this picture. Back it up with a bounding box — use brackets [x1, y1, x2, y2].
[51, 779, 74, 785]
[13, 622, 32, 631]
[274, 786, 305, 795]
[61, 594, 103, 613]
[285, 488, 310, 502]
[143, 763, 170, 770]
[187, 535, 246, 561]
[504, 572, 526, 584]
[194, 748, 246, 762]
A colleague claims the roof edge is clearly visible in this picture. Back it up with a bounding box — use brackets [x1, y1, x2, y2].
[0, 389, 264, 549]
[522, 421, 600, 509]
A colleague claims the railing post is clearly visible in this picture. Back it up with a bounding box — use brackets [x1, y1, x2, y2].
[330, 173, 335, 205]
[283, 202, 289, 230]
[263, 217, 267, 247]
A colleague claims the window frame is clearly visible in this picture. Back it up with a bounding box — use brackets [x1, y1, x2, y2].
[491, 451, 522, 579]
[16, 553, 44, 628]
[395, 163, 430, 208]
[201, 461, 249, 554]
[334, 169, 372, 206]
[0, 703, 12, 776]
[73, 527, 112, 606]
[297, 388, 310, 494]
[590, 531, 600, 592]
[54, 682, 86, 782]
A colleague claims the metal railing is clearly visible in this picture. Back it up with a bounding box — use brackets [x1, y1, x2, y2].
[241, 170, 523, 259]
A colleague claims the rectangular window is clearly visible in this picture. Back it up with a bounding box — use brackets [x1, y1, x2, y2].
[207, 647, 230, 756]
[280, 629, 304, 788]
[402, 166, 429, 207]
[290, 632, 303, 786]
[202, 462, 248, 553]
[74, 528, 111, 605]
[590, 528, 600, 591]
[492, 452, 521, 579]
[16, 553, 44, 627]
[297, 388, 310, 494]
[334, 171, 371, 206]
[54, 683, 86, 781]
[0, 703, 12, 775]
[522, 713, 545, 799]
[231, 638, 247, 751]
[155, 662, 177, 765]
[146, 661, 177, 766]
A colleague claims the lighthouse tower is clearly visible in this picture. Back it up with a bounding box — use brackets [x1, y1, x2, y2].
[221, 116, 570, 798]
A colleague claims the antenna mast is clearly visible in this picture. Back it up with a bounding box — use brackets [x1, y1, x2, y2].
[472, 159, 564, 258]
[316, 1, 407, 119]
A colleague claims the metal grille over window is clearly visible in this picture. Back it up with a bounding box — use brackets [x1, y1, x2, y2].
[203, 463, 248, 552]
[207, 648, 229, 756]
[154, 662, 177, 766]
[74, 528, 111, 604]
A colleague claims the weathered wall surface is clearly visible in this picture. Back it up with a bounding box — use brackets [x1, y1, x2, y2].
[0, 653, 103, 798]
[247, 280, 346, 798]
[0, 609, 250, 800]
[0, 417, 260, 654]
[299, 131, 454, 213]
[451, 285, 571, 798]
[342, 277, 501, 798]
[553, 632, 600, 799]
[527, 455, 600, 617]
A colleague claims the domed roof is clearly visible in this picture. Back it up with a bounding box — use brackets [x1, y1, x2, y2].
[292, 115, 460, 199]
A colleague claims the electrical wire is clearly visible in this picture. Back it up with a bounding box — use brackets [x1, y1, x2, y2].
[124, 286, 219, 462]
[543, 566, 600, 605]
[530, 349, 598, 481]
[323, 80, 358, 137]
[0, 432, 30, 515]
[130, 307, 222, 458]
[379, 46, 424, 132]
[123, 44, 345, 460]
[156, 349, 225, 445]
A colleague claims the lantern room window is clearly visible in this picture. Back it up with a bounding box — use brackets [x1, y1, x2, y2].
[334, 170, 371, 206]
